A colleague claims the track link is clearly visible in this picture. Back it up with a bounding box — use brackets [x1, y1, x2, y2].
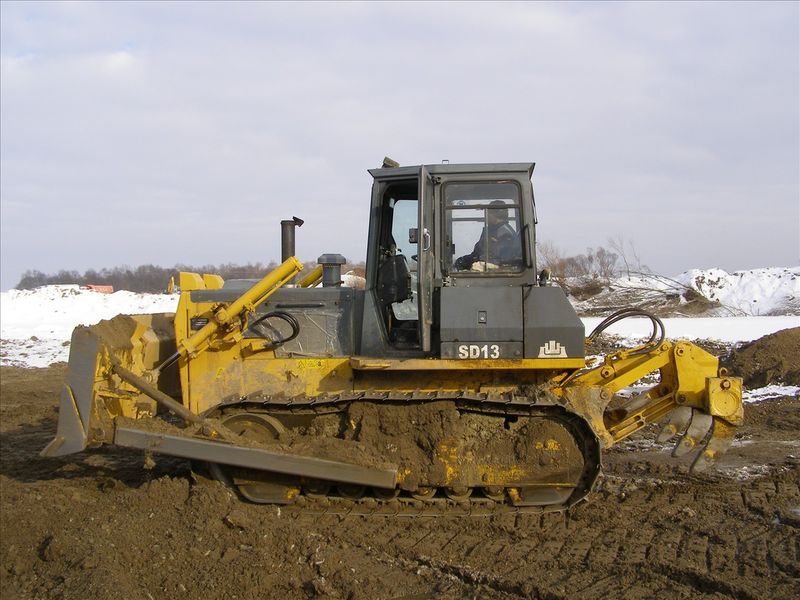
[279, 494, 572, 517]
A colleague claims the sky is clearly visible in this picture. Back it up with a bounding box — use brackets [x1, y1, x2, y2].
[1, 1, 798, 290]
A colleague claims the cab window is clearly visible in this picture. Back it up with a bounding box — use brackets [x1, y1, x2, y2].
[444, 182, 523, 274]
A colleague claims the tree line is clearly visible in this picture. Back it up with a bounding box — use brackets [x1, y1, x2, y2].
[17, 238, 638, 294]
[16, 261, 366, 293]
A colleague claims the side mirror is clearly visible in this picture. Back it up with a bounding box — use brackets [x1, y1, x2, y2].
[408, 228, 419, 244]
[538, 268, 551, 287]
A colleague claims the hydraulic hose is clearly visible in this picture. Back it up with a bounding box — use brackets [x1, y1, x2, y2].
[587, 307, 665, 356]
[247, 310, 301, 347]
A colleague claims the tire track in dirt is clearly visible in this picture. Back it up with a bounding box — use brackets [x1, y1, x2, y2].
[2, 365, 800, 599]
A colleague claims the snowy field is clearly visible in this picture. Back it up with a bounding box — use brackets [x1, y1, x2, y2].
[1, 268, 798, 404]
[1, 285, 177, 368]
[582, 315, 798, 343]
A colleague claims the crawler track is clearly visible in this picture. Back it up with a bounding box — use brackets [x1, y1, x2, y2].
[205, 389, 602, 512]
[264, 492, 581, 517]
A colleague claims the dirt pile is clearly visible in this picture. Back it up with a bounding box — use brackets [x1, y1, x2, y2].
[725, 327, 800, 387]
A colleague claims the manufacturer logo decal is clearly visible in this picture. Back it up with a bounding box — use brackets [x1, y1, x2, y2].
[538, 340, 567, 358]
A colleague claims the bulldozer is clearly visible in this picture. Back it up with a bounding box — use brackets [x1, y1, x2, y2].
[42, 159, 743, 515]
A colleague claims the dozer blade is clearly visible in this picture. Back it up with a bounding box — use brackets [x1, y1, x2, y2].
[656, 406, 693, 444]
[672, 410, 713, 457]
[690, 418, 737, 473]
[42, 322, 115, 457]
[41, 313, 180, 458]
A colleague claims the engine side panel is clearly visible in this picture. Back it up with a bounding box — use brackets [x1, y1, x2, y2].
[523, 287, 585, 359]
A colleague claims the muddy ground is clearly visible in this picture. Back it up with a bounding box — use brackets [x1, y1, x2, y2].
[1, 340, 799, 599]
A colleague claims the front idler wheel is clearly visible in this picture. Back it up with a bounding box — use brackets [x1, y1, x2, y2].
[208, 413, 301, 504]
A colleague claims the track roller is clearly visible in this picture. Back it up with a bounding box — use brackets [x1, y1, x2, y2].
[303, 481, 331, 499]
[411, 487, 437, 501]
[337, 484, 366, 499]
[483, 486, 505, 501]
[445, 486, 473, 501]
[373, 487, 401, 500]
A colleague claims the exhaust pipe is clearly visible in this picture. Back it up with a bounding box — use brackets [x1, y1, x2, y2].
[281, 216, 304, 262]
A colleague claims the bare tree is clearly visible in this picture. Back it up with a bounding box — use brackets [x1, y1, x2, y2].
[593, 246, 618, 280]
[536, 241, 620, 301]
[608, 235, 648, 279]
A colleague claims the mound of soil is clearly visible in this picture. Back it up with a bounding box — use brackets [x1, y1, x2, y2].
[725, 327, 800, 387]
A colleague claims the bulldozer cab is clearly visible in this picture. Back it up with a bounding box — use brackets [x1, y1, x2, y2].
[362, 162, 582, 360]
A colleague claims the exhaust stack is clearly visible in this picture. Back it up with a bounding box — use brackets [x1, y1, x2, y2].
[281, 216, 304, 262]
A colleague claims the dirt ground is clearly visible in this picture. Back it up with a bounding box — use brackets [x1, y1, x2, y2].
[1, 337, 799, 599]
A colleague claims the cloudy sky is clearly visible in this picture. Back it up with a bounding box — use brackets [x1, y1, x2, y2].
[1, 1, 797, 290]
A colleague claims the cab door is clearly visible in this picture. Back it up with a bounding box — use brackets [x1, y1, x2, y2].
[417, 166, 434, 352]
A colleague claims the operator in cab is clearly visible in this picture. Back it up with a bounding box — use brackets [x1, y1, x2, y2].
[454, 200, 520, 271]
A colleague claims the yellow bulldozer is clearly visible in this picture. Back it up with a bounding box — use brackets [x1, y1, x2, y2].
[42, 159, 742, 514]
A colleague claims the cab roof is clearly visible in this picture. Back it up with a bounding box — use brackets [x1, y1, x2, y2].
[368, 162, 535, 179]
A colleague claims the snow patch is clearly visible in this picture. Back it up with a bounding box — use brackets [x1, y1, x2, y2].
[743, 385, 800, 403]
[676, 267, 800, 316]
[0, 338, 72, 369]
[721, 464, 774, 481]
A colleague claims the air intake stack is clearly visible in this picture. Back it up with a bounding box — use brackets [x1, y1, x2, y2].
[318, 254, 346, 287]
